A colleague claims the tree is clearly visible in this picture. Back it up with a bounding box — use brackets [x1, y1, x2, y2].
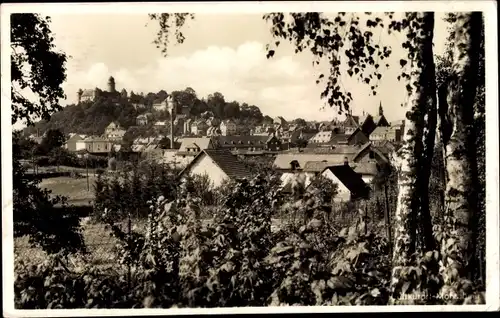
[438, 12, 483, 282]
[38, 128, 66, 154]
[223, 101, 241, 119]
[11, 14, 85, 254]
[11, 14, 67, 126]
[207, 92, 226, 118]
[292, 118, 307, 127]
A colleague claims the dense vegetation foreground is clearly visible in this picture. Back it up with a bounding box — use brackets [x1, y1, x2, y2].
[14, 169, 485, 309]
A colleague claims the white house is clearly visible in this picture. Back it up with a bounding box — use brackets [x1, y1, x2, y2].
[319, 165, 370, 202]
[104, 122, 126, 140]
[178, 149, 252, 188]
[65, 134, 87, 151]
[220, 120, 237, 136]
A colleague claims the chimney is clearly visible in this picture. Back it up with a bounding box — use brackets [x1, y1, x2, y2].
[344, 156, 349, 166]
[169, 96, 175, 149]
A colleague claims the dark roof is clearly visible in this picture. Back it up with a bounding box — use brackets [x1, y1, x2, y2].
[343, 115, 360, 127]
[327, 133, 350, 144]
[179, 149, 252, 180]
[213, 135, 275, 148]
[322, 165, 370, 198]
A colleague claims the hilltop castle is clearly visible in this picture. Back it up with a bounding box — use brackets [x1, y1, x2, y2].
[77, 76, 128, 103]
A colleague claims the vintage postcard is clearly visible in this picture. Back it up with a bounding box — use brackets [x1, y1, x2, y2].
[1, 1, 498, 316]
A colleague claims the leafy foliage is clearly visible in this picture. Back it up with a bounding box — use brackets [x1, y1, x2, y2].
[11, 14, 67, 126]
[13, 132, 86, 255]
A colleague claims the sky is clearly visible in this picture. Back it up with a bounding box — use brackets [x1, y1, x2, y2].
[9, 6, 454, 130]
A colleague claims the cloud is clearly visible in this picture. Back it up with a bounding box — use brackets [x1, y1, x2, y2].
[62, 41, 332, 121]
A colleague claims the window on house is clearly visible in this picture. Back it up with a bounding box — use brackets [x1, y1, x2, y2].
[369, 151, 375, 159]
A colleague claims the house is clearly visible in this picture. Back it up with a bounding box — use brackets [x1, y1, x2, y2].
[274, 116, 288, 128]
[178, 149, 252, 188]
[320, 165, 370, 202]
[176, 137, 215, 158]
[359, 104, 390, 136]
[136, 113, 153, 126]
[309, 131, 335, 144]
[280, 129, 302, 146]
[220, 120, 237, 136]
[207, 126, 222, 137]
[213, 135, 281, 153]
[369, 126, 402, 143]
[184, 118, 193, 135]
[142, 137, 172, 161]
[131, 102, 146, 110]
[191, 120, 208, 136]
[273, 142, 388, 183]
[82, 137, 115, 154]
[308, 128, 368, 147]
[65, 134, 87, 152]
[152, 98, 168, 112]
[104, 122, 126, 140]
[342, 114, 360, 135]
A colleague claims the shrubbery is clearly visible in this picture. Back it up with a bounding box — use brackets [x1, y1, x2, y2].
[14, 172, 486, 308]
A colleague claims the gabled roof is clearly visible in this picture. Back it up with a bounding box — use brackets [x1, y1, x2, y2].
[343, 115, 360, 127]
[178, 137, 213, 152]
[322, 165, 370, 198]
[178, 149, 252, 180]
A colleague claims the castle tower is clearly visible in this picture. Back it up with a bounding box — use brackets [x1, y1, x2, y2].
[77, 89, 83, 104]
[107, 76, 116, 93]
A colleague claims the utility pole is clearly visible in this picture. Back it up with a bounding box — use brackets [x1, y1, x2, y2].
[85, 153, 90, 191]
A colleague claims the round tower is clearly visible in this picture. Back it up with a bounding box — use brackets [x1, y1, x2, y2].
[107, 76, 116, 93]
[77, 89, 83, 104]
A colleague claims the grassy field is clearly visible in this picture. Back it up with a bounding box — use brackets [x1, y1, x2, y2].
[40, 176, 96, 206]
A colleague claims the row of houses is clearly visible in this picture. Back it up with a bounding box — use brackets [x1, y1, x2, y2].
[176, 141, 385, 202]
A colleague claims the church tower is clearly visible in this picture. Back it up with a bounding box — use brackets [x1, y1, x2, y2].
[379, 101, 384, 116]
[107, 76, 116, 93]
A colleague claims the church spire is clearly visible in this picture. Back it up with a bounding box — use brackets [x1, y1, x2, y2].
[378, 101, 384, 116]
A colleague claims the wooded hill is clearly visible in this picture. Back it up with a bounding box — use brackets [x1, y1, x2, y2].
[23, 88, 272, 137]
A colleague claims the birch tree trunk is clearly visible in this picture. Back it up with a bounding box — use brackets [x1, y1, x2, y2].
[390, 12, 436, 301]
[439, 12, 482, 282]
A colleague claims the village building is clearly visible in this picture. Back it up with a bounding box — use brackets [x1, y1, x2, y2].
[178, 149, 252, 188]
[213, 135, 281, 153]
[280, 129, 302, 147]
[220, 120, 237, 136]
[342, 114, 361, 135]
[274, 142, 390, 187]
[319, 165, 370, 202]
[152, 98, 168, 112]
[359, 103, 390, 136]
[81, 137, 115, 154]
[176, 137, 215, 158]
[136, 113, 153, 126]
[65, 134, 87, 152]
[191, 120, 208, 136]
[104, 121, 126, 140]
[273, 116, 288, 129]
[183, 118, 193, 135]
[207, 126, 222, 137]
[369, 126, 402, 143]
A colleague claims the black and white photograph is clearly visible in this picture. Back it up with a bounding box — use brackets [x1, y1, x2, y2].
[2, 1, 499, 315]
